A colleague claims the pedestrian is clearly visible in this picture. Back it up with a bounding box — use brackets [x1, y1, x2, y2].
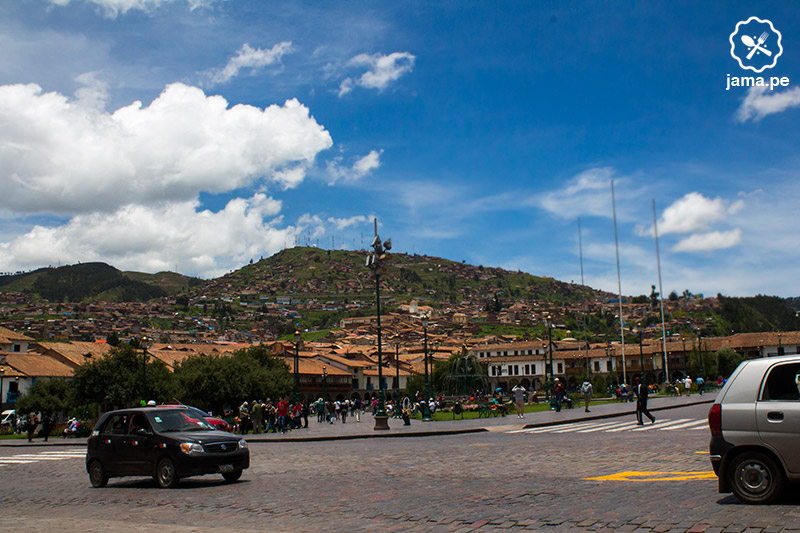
[341, 400, 348, 423]
[580, 379, 593, 412]
[511, 384, 526, 418]
[353, 397, 362, 422]
[252, 400, 264, 434]
[238, 401, 250, 434]
[41, 412, 53, 442]
[684, 375, 692, 396]
[276, 398, 289, 433]
[696, 376, 705, 395]
[553, 378, 565, 412]
[635, 378, 656, 425]
[26, 412, 39, 443]
[371, 397, 378, 416]
[302, 401, 309, 428]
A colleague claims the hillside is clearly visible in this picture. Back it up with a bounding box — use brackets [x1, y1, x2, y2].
[194, 246, 606, 306]
[0, 263, 201, 303]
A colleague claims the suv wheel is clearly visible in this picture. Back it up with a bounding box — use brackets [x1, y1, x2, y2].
[89, 460, 108, 488]
[155, 458, 179, 488]
[729, 451, 784, 504]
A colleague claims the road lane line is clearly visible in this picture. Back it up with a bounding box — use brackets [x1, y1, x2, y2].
[661, 419, 708, 431]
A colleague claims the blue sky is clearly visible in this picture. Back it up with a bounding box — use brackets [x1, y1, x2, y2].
[0, 1, 799, 298]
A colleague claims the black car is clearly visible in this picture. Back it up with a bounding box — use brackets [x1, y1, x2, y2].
[86, 406, 249, 488]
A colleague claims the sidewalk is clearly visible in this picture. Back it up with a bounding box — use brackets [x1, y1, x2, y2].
[0, 393, 714, 447]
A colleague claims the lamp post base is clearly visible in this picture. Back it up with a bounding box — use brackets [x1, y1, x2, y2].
[374, 415, 390, 430]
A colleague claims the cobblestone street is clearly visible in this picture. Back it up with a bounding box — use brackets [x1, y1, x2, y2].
[2, 402, 800, 532]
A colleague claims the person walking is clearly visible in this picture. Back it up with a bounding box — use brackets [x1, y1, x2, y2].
[553, 378, 565, 412]
[696, 376, 705, 395]
[353, 397, 362, 422]
[684, 375, 692, 396]
[276, 398, 289, 433]
[26, 412, 39, 442]
[580, 379, 593, 412]
[635, 378, 656, 425]
[511, 384, 526, 418]
[252, 400, 264, 434]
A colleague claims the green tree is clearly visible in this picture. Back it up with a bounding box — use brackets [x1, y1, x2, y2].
[172, 345, 292, 415]
[14, 378, 73, 416]
[714, 348, 745, 379]
[72, 343, 176, 410]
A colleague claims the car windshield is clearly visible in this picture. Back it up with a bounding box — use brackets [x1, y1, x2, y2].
[147, 409, 214, 432]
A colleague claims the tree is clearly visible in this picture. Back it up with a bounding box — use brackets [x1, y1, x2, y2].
[173, 345, 292, 415]
[14, 378, 74, 416]
[668, 291, 679, 302]
[72, 343, 176, 411]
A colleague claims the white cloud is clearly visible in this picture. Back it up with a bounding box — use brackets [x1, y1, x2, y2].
[0, 82, 332, 215]
[0, 194, 294, 278]
[652, 192, 743, 235]
[737, 85, 800, 122]
[533, 167, 625, 219]
[327, 149, 382, 184]
[209, 42, 293, 84]
[672, 229, 743, 252]
[338, 52, 415, 97]
[327, 215, 370, 231]
[73, 72, 109, 110]
[47, 0, 214, 18]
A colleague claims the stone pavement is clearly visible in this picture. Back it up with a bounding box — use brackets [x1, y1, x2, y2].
[0, 392, 714, 447]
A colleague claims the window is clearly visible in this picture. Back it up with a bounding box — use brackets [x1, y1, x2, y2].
[532, 364, 536, 374]
[594, 361, 600, 372]
[761, 363, 800, 401]
[525, 364, 530, 375]
[491, 366, 497, 376]
[101, 413, 129, 435]
[557, 363, 563, 373]
[13, 344, 21, 352]
[606, 361, 613, 372]
[514, 365, 519, 375]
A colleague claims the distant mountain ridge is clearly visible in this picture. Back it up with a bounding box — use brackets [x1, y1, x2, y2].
[0, 262, 202, 303]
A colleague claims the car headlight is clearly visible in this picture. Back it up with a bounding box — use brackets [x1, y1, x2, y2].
[238, 439, 248, 449]
[179, 442, 204, 455]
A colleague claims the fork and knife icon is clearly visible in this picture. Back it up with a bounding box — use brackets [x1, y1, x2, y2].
[741, 31, 773, 60]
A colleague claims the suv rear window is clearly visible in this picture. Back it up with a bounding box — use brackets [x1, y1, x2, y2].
[760, 362, 800, 401]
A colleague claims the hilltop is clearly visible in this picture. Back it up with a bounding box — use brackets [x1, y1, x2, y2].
[0, 262, 202, 303]
[193, 247, 607, 306]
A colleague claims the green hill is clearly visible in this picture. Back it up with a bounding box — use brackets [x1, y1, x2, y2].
[198, 246, 601, 305]
[0, 263, 201, 303]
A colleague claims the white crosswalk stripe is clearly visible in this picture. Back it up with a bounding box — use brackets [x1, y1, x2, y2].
[509, 418, 709, 435]
[0, 449, 84, 467]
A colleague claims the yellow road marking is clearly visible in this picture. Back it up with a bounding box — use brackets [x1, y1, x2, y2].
[695, 451, 709, 454]
[585, 470, 716, 482]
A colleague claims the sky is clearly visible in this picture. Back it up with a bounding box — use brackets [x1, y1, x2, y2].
[0, 1, 799, 298]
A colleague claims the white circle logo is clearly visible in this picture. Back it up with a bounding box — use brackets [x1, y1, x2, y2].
[729, 16, 783, 73]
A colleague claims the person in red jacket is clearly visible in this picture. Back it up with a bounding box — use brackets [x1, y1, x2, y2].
[276, 398, 289, 434]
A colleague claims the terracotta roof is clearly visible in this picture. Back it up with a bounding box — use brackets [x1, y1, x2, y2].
[38, 341, 113, 368]
[4, 353, 74, 377]
[0, 326, 34, 344]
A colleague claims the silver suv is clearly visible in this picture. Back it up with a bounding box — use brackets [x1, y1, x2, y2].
[709, 354, 800, 504]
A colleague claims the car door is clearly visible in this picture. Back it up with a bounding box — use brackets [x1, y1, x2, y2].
[756, 361, 800, 473]
[123, 413, 153, 475]
[97, 412, 131, 475]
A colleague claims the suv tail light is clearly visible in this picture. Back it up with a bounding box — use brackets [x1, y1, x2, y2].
[708, 403, 722, 437]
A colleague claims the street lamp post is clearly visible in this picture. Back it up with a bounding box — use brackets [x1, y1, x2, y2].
[293, 331, 301, 405]
[322, 365, 328, 402]
[697, 336, 705, 378]
[546, 318, 554, 401]
[0, 366, 4, 413]
[421, 315, 432, 421]
[365, 217, 391, 430]
[141, 337, 149, 405]
[395, 340, 401, 418]
[639, 323, 644, 381]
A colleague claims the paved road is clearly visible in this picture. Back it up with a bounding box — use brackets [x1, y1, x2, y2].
[2, 402, 800, 532]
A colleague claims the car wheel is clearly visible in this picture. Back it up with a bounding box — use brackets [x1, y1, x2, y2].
[155, 458, 179, 488]
[222, 470, 242, 483]
[728, 451, 784, 504]
[89, 460, 108, 488]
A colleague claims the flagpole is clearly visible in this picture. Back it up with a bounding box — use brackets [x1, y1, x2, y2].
[611, 180, 626, 385]
[578, 217, 590, 377]
[653, 199, 669, 384]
